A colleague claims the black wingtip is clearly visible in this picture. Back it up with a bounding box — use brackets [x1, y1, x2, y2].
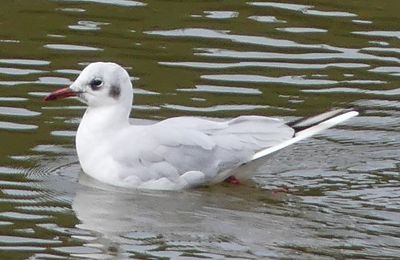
[288, 108, 360, 133]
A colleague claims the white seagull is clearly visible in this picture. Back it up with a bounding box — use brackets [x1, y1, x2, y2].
[45, 62, 358, 190]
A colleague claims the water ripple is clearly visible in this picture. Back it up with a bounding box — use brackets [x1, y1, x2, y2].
[0, 121, 37, 131]
[248, 2, 357, 17]
[0, 107, 40, 117]
[146, 28, 326, 49]
[68, 21, 109, 31]
[353, 31, 400, 39]
[0, 235, 60, 245]
[0, 59, 50, 66]
[195, 48, 400, 63]
[160, 61, 369, 70]
[201, 74, 337, 85]
[303, 87, 400, 96]
[0, 212, 51, 221]
[177, 85, 262, 95]
[277, 27, 328, 33]
[0, 97, 27, 102]
[44, 44, 103, 52]
[55, 0, 146, 7]
[249, 15, 286, 24]
[0, 67, 44, 75]
[202, 11, 239, 20]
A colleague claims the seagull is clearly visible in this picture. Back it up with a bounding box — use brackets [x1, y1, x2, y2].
[45, 62, 358, 190]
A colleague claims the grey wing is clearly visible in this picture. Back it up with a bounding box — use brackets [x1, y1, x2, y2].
[146, 116, 293, 180]
[111, 116, 294, 187]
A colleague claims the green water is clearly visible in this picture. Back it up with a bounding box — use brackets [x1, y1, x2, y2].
[0, 0, 399, 259]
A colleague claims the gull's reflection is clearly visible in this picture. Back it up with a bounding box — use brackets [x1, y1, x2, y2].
[72, 174, 293, 257]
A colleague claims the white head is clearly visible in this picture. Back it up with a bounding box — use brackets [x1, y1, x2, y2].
[45, 62, 134, 109]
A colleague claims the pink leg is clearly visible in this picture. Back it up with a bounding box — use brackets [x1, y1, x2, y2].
[224, 176, 241, 185]
[272, 186, 289, 194]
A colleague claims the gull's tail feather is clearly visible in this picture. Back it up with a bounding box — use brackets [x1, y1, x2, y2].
[288, 108, 358, 133]
[251, 108, 359, 161]
[212, 108, 359, 183]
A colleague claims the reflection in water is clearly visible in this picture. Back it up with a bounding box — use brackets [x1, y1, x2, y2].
[68, 20, 110, 31]
[195, 47, 400, 63]
[55, 0, 146, 7]
[248, 2, 357, 17]
[73, 176, 294, 258]
[0, 0, 399, 258]
[44, 44, 104, 52]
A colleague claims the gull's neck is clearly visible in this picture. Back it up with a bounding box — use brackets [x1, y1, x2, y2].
[76, 103, 131, 184]
[80, 104, 131, 135]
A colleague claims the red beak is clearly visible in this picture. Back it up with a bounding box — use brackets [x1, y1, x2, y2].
[44, 87, 77, 101]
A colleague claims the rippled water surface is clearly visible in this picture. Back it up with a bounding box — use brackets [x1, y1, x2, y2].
[0, 0, 399, 259]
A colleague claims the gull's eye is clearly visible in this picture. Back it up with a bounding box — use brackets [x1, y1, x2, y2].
[89, 78, 103, 90]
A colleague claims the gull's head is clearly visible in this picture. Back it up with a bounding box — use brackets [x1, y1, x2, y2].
[45, 62, 133, 108]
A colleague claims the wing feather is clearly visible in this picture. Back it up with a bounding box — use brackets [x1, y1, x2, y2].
[110, 116, 294, 185]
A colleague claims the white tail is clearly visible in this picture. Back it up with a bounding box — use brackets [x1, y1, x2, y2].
[251, 109, 359, 161]
[212, 109, 359, 183]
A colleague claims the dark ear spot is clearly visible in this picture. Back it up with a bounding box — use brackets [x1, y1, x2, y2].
[109, 85, 121, 99]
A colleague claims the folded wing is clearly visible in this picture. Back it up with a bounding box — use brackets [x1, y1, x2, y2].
[110, 116, 294, 187]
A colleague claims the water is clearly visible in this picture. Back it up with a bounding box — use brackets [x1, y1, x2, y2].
[0, 0, 399, 259]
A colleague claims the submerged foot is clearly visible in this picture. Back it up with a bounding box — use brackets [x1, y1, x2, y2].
[224, 176, 241, 185]
[272, 186, 289, 194]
